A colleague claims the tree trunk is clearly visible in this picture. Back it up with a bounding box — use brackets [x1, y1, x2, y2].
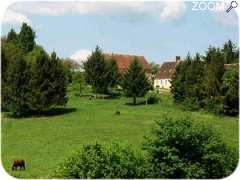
[133, 96, 136, 105]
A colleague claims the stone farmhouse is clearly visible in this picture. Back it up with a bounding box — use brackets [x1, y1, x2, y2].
[154, 56, 181, 89]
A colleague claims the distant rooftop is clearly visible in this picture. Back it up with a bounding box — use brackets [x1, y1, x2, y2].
[104, 53, 151, 72]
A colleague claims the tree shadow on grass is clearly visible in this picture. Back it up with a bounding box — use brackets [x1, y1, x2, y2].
[42, 107, 77, 116]
[5, 107, 77, 119]
[125, 100, 146, 106]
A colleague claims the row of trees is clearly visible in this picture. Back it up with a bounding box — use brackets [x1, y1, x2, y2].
[2, 23, 68, 117]
[83, 46, 152, 104]
[55, 116, 237, 178]
[171, 40, 239, 116]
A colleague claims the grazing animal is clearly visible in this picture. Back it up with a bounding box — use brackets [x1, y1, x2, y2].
[115, 111, 120, 115]
[12, 160, 25, 171]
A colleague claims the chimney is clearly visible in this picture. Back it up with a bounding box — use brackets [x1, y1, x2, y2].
[176, 56, 180, 62]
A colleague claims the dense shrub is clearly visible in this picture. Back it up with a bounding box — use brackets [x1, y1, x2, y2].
[143, 116, 237, 178]
[145, 90, 160, 104]
[183, 97, 201, 111]
[54, 143, 151, 178]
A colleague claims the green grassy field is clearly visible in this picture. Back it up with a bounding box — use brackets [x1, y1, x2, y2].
[1, 92, 238, 178]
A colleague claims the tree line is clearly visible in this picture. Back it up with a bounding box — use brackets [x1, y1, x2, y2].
[171, 40, 239, 116]
[2, 23, 68, 117]
[83, 46, 152, 105]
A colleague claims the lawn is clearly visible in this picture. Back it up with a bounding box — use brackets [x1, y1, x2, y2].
[1, 92, 239, 178]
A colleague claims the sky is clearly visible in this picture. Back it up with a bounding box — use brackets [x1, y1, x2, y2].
[1, 1, 239, 64]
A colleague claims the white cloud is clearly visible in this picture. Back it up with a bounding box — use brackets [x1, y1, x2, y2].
[70, 49, 92, 64]
[9, 1, 186, 22]
[160, 2, 186, 21]
[2, 9, 31, 25]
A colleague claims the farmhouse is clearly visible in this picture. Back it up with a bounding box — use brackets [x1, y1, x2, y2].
[104, 53, 152, 73]
[154, 56, 181, 89]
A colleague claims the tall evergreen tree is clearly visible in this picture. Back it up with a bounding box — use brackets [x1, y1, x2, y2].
[222, 68, 239, 116]
[122, 59, 151, 105]
[83, 46, 108, 93]
[1, 39, 24, 110]
[170, 53, 191, 102]
[18, 23, 35, 53]
[105, 59, 120, 89]
[29, 46, 52, 112]
[1, 47, 9, 110]
[6, 29, 18, 43]
[202, 47, 224, 97]
[8, 55, 31, 117]
[222, 40, 238, 64]
[49, 51, 68, 106]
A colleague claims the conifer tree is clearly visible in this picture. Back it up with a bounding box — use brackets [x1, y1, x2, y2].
[8, 55, 31, 117]
[122, 59, 151, 105]
[1, 47, 9, 110]
[83, 46, 107, 93]
[18, 23, 35, 53]
[6, 29, 18, 43]
[49, 51, 68, 106]
[29, 46, 52, 112]
[105, 59, 120, 89]
[202, 47, 224, 97]
[222, 40, 238, 64]
[222, 68, 239, 116]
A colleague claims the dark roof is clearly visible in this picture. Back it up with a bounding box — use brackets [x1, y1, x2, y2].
[156, 61, 178, 79]
[104, 53, 151, 72]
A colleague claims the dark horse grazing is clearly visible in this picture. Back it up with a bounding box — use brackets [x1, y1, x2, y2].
[12, 160, 25, 171]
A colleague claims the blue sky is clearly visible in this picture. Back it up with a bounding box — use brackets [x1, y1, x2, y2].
[1, 1, 238, 64]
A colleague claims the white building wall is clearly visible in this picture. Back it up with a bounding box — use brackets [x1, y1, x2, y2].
[154, 79, 171, 89]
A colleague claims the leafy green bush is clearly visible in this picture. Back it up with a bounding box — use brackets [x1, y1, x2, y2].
[145, 90, 160, 104]
[143, 116, 237, 178]
[183, 97, 201, 111]
[54, 143, 151, 178]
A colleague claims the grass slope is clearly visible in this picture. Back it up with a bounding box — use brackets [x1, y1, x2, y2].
[1, 92, 238, 178]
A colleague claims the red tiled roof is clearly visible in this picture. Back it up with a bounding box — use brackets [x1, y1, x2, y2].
[104, 53, 151, 72]
[156, 61, 179, 79]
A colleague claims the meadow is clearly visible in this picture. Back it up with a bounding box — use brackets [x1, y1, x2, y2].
[1, 91, 238, 178]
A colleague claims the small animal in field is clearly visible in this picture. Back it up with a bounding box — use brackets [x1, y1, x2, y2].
[115, 111, 120, 115]
[12, 160, 25, 171]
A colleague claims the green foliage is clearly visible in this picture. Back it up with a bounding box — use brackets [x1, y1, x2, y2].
[145, 90, 160, 104]
[48, 52, 68, 106]
[29, 50, 68, 113]
[83, 46, 120, 94]
[54, 143, 150, 178]
[83, 46, 107, 93]
[221, 68, 239, 115]
[105, 59, 121, 88]
[72, 72, 86, 96]
[122, 59, 151, 105]
[202, 47, 224, 97]
[170, 58, 188, 102]
[143, 116, 237, 178]
[1, 39, 25, 111]
[18, 23, 36, 53]
[2, 24, 68, 117]
[222, 40, 239, 63]
[6, 29, 18, 43]
[171, 41, 239, 116]
[8, 55, 31, 117]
